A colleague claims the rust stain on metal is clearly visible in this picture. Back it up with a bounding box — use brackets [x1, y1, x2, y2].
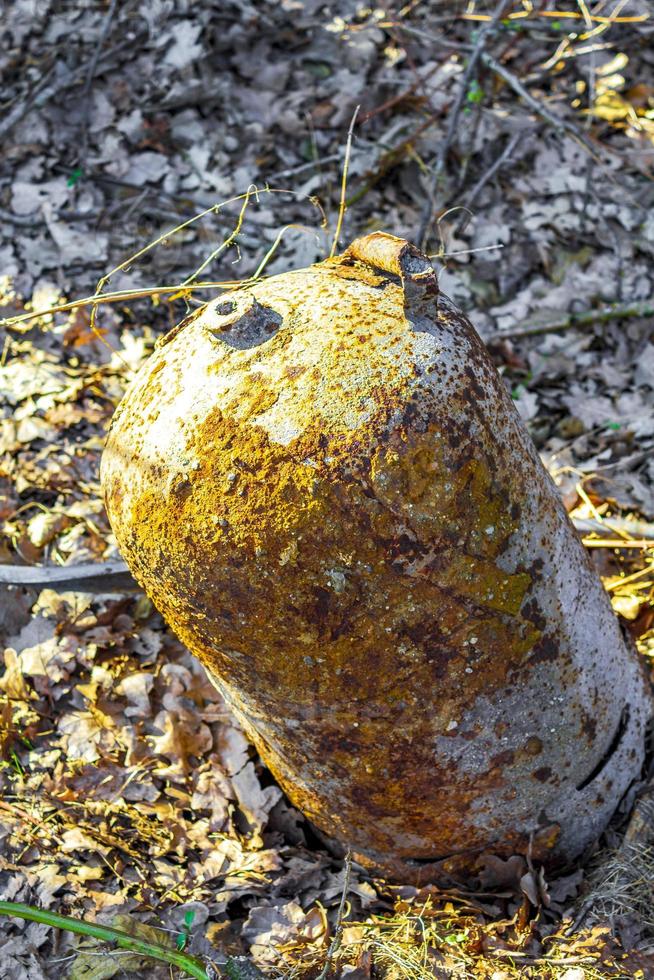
[101, 232, 652, 884]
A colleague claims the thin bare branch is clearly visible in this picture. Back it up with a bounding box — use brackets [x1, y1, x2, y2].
[480, 51, 598, 158]
[316, 850, 352, 980]
[77, 0, 119, 161]
[485, 299, 654, 342]
[417, 0, 514, 248]
[331, 107, 361, 258]
[461, 130, 525, 216]
[0, 560, 138, 593]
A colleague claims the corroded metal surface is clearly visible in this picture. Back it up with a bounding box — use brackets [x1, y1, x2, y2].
[101, 233, 652, 883]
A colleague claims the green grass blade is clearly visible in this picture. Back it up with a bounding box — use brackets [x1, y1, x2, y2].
[0, 901, 212, 979]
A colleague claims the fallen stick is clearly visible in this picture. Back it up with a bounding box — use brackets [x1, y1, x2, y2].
[573, 517, 654, 540]
[0, 559, 139, 594]
[418, 0, 513, 247]
[486, 300, 654, 342]
[582, 538, 654, 550]
[461, 130, 525, 216]
[316, 850, 352, 980]
[480, 51, 599, 158]
[76, 0, 119, 163]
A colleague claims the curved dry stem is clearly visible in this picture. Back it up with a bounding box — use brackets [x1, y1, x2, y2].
[0, 186, 328, 348]
[182, 184, 259, 286]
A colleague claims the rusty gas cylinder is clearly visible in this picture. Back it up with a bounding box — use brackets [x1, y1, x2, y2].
[101, 233, 651, 883]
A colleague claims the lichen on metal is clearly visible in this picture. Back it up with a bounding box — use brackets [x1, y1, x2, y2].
[101, 232, 652, 884]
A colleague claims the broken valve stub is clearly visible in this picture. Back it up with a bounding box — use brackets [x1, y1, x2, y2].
[101, 232, 652, 885]
[345, 231, 435, 283]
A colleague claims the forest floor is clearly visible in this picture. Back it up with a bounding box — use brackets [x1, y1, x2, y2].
[1, 1, 654, 977]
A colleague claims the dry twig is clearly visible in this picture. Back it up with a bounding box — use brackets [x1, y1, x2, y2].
[458, 130, 525, 225]
[316, 850, 352, 980]
[480, 51, 598, 158]
[330, 107, 361, 258]
[77, 0, 119, 162]
[417, 0, 513, 248]
[485, 299, 654, 342]
[0, 559, 137, 593]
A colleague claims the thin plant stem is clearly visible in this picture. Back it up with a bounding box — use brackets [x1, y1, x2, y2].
[77, 0, 119, 163]
[85, 184, 317, 356]
[581, 539, 654, 550]
[87, 187, 262, 344]
[486, 299, 654, 342]
[331, 107, 360, 258]
[182, 184, 258, 286]
[463, 8, 647, 23]
[0, 282, 241, 330]
[0, 187, 327, 340]
[252, 223, 324, 279]
[0, 901, 212, 979]
[417, 0, 513, 248]
[316, 850, 352, 980]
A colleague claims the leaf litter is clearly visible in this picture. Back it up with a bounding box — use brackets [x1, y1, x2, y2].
[1, 0, 654, 977]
